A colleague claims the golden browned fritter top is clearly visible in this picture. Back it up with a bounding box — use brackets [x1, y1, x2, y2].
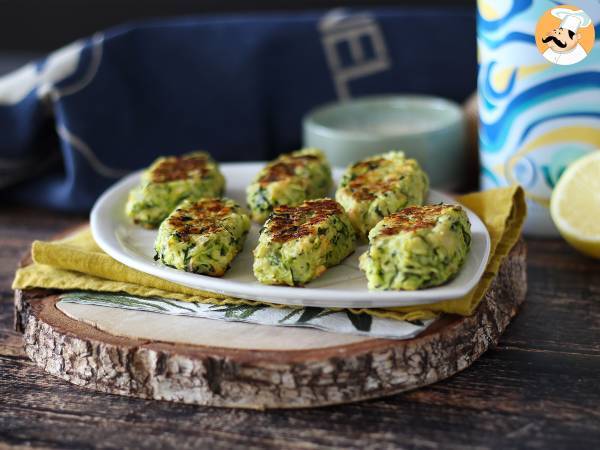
[344, 157, 417, 201]
[267, 198, 343, 243]
[258, 154, 319, 185]
[380, 204, 462, 235]
[166, 198, 232, 239]
[151, 154, 210, 183]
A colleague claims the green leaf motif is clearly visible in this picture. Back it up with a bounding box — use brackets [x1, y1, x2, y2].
[158, 299, 196, 312]
[278, 308, 303, 323]
[209, 304, 267, 319]
[296, 307, 325, 323]
[345, 311, 372, 332]
[236, 305, 267, 319]
[61, 292, 168, 311]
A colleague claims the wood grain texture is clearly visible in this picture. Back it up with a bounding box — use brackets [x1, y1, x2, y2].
[1, 206, 599, 448]
[15, 238, 525, 409]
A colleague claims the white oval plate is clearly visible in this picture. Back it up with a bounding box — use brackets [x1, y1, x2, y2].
[91, 163, 490, 308]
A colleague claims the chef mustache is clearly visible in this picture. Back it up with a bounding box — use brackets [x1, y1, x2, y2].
[542, 35, 567, 48]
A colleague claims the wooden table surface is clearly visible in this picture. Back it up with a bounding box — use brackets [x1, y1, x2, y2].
[1, 206, 599, 449]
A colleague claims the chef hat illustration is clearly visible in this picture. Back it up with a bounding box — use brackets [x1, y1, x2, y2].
[551, 8, 592, 33]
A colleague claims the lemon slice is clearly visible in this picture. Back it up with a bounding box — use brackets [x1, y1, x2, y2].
[550, 151, 600, 258]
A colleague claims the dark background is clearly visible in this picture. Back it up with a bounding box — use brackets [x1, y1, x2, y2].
[1, 0, 475, 52]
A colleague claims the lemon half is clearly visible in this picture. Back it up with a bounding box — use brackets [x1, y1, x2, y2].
[550, 151, 600, 258]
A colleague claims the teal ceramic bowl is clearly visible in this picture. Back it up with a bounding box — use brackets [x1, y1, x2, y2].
[303, 95, 467, 190]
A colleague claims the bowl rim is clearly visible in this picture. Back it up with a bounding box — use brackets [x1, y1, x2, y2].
[303, 94, 465, 141]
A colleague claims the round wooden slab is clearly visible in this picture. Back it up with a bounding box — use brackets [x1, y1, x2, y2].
[14, 240, 526, 410]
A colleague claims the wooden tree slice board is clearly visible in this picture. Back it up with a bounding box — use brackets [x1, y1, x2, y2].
[14, 240, 526, 410]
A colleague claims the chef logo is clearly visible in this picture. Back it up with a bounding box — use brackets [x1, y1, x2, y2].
[535, 5, 594, 66]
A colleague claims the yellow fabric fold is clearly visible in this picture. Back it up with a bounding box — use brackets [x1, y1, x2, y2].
[13, 186, 526, 321]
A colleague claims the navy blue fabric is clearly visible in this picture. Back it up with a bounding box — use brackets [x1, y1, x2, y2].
[0, 8, 476, 211]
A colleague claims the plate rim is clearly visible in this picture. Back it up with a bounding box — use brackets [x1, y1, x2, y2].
[90, 162, 491, 308]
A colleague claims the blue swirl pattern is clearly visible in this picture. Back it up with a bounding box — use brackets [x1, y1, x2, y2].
[477, 0, 600, 235]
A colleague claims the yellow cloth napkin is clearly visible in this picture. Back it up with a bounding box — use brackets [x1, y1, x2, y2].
[13, 186, 526, 321]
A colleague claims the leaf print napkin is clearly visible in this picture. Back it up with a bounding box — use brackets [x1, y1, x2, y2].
[58, 292, 434, 340]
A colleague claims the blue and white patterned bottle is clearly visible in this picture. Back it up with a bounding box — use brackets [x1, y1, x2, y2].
[477, 0, 599, 236]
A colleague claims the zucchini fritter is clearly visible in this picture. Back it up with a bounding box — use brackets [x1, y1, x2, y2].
[359, 204, 471, 290]
[126, 151, 225, 228]
[154, 197, 250, 276]
[246, 148, 333, 223]
[253, 198, 355, 286]
[335, 151, 429, 240]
